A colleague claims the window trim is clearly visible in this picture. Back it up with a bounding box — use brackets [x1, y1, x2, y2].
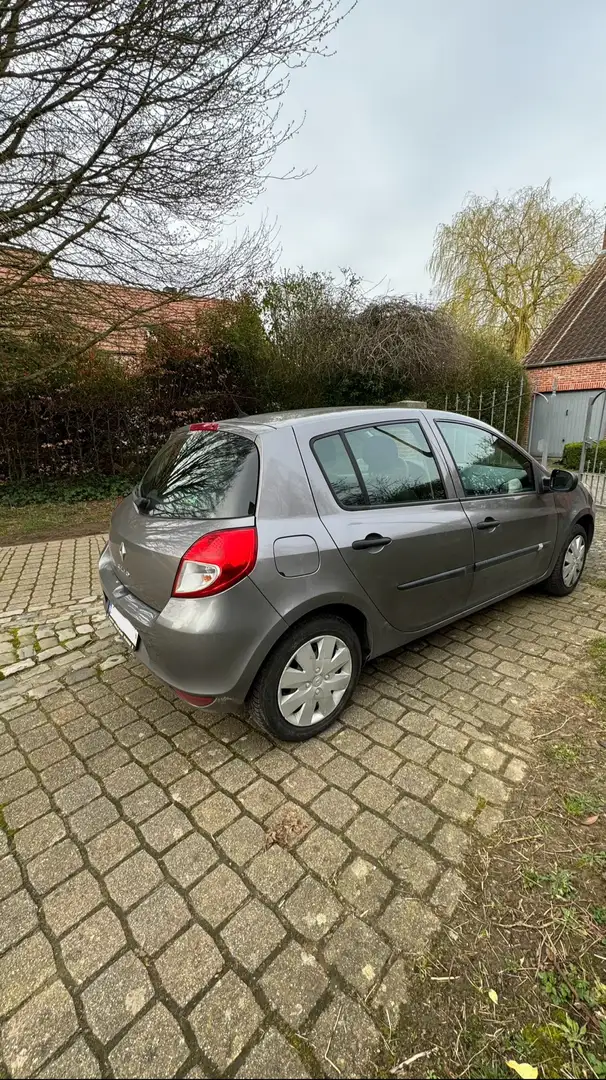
[435, 419, 539, 501]
[310, 420, 449, 511]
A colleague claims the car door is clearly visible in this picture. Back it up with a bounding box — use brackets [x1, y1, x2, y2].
[300, 418, 475, 635]
[434, 419, 558, 607]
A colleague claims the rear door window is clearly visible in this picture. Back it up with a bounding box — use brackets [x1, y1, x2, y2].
[137, 427, 258, 518]
[313, 421, 446, 508]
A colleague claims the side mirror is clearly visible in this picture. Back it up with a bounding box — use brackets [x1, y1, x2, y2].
[543, 468, 578, 493]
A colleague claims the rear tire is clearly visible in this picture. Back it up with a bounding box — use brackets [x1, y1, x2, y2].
[543, 524, 587, 596]
[248, 614, 362, 742]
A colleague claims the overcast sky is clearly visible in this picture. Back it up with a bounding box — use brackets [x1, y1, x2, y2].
[240, 0, 606, 299]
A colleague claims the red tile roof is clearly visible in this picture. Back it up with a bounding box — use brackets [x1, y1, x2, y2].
[524, 253, 606, 368]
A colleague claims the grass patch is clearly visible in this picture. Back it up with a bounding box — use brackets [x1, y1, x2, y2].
[374, 643, 606, 1080]
[0, 498, 116, 546]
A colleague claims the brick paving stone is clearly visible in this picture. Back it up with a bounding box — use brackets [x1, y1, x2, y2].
[0, 854, 22, 899]
[221, 898, 286, 971]
[3, 787, 50, 830]
[121, 781, 169, 823]
[365, 718, 402, 746]
[86, 821, 139, 873]
[105, 849, 163, 909]
[43, 870, 102, 937]
[246, 844, 304, 901]
[213, 757, 257, 794]
[293, 738, 336, 769]
[431, 750, 474, 786]
[36, 1038, 101, 1079]
[169, 769, 215, 808]
[236, 1029, 310, 1080]
[431, 781, 477, 822]
[353, 774, 398, 813]
[60, 906, 126, 983]
[331, 729, 371, 758]
[82, 952, 154, 1043]
[128, 883, 190, 955]
[319, 753, 365, 790]
[88, 744, 130, 776]
[217, 814, 266, 865]
[325, 913, 390, 994]
[257, 747, 297, 781]
[103, 762, 147, 797]
[386, 837, 440, 892]
[474, 805, 505, 836]
[40, 756, 85, 793]
[465, 742, 507, 772]
[431, 821, 471, 863]
[189, 970, 262, 1071]
[468, 769, 510, 805]
[0, 767, 37, 804]
[337, 856, 392, 915]
[281, 764, 327, 804]
[54, 775, 101, 814]
[155, 924, 223, 1006]
[2, 980, 78, 1079]
[163, 832, 218, 888]
[192, 740, 233, 771]
[370, 953, 411, 1022]
[310, 991, 381, 1080]
[396, 734, 435, 765]
[282, 875, 342, 940]
[140, 804, 192, 853]
[239, 777, 285, 819]
[379, 894, 440, 955]
[297, 826, 350, 879]
[190, 864, 250, 927]
[0, 931, 56, 1017]
[393, 761, 439, 798]
[70, 795, 118, 841]
[14, 812, 66, 860]
[108, 1002, 188, 1078]
[261, 940, 328, 1028]
[193, 790, 241, 835]
[346, 809, 396, 857]
[431, 867, 467, 916]
[311, 787, 358, 828]
[505, 758, 528, 783]
[0, 890, 38, 953]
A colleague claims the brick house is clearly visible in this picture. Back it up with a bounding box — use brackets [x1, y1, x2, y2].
[0, 246, 217, 364]
[524, 236, 606, 458]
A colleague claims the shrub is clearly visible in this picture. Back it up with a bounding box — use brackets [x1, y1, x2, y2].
[561, 441, 606, 470]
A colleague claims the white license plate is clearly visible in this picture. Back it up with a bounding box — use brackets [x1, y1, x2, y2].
[108, 603, 139, 648]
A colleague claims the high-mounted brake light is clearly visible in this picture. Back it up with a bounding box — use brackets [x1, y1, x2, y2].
[189, 422, 219, 431]
[172, 528, 257, 598]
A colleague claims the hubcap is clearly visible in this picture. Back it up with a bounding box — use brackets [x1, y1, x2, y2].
[562, 534, 586, 587]
[277, 635, 353, 727]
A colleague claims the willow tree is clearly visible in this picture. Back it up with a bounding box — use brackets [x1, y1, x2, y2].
[428, 182, 601, 360]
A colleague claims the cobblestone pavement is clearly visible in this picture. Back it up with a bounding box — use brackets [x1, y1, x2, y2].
[1, 524, 606, 1078]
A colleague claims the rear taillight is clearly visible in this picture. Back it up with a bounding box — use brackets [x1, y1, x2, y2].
[172, 527, 257, 598]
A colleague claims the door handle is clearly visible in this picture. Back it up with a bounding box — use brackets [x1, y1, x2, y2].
[352, 533, 392, 550]
[476, 518, 500, 530]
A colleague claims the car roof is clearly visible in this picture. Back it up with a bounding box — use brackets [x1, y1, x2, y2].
[220, 406, 498, 434]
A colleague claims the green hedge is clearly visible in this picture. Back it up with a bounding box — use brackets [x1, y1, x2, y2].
[561, 441, 606, 470]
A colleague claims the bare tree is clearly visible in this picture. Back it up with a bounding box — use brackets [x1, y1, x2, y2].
[0, 0, 350, 382]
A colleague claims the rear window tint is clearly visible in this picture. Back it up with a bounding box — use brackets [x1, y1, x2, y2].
[138, 428, 258, 519]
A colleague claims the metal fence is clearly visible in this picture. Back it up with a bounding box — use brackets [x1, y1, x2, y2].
[441, 376, 529, 445]
[578, 469, 606, 507]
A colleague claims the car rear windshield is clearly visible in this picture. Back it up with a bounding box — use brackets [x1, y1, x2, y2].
[136, 428, 259, 519]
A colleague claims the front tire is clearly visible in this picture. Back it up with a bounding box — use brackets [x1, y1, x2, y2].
[249, 614, 362, 742]
[544, 524, 587, 596]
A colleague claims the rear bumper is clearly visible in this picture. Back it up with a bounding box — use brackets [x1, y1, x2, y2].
[98, 546, 287, 712]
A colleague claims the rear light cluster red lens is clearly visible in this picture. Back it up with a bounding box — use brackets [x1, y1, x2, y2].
[172, 527, 257, 598]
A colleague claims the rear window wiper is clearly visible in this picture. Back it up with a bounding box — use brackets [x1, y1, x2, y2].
[134, 491, 161, 514]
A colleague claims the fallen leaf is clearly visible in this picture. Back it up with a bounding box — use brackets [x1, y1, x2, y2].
[506, 1061, 538, 1080]
[579, 814, 599, 826]
[488, 988, 499, 1004]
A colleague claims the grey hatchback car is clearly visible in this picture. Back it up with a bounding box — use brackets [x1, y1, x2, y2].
[99, 407, 594, 741]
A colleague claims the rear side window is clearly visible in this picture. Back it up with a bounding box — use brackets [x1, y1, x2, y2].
[137, 428, 258, 519]
[313, 421, 446, 508]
